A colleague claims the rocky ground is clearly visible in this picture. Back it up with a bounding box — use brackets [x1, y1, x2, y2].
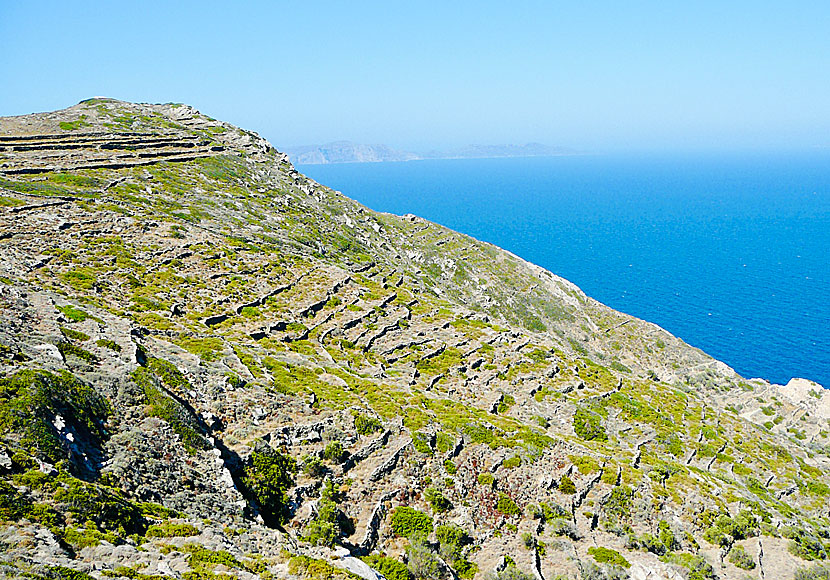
[0, 99, 829, 580]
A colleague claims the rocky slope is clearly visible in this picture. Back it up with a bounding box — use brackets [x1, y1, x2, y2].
[0, 99, 829, 580]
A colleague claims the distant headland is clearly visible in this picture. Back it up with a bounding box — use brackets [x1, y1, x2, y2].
[282, 140, 577, 164]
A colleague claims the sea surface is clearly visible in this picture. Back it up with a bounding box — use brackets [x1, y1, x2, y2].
[299, 153, 830, 388]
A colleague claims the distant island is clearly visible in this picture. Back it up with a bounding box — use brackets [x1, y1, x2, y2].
[282, 140, 576, 164]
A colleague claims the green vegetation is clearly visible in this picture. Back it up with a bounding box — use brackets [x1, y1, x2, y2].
[60, 267, 99, 291]
[59, 115, 91, 131]
[363, 555, 411, 580]
[289, 555, 360, 580]
[390, 506, 433, 538]
[728, 545, 756, 570]
[132, 366, 207, 453]
[0, 369, 110, 466]
[241, 443, 296, 527]
[795, 564, 830, 580]
[355, 413, 382, 435]
[477, 472, 495, 487]
[559, 474, 576, 495]
[702, 510, 758, 547]
[424, 487, 452, 513]
[60, 326, 90, 341]
[57, 341, 96, 363]
[96, 338, 122, 352]
[496, 493, 520, 516]
[588, 546, 630, 568]
[660, 553, 716, 580]
[323, 441, 347, 463]
[573, 407, 607, 441]
[304, 480, 349, 547]
[146, 522, 200, 538]
[174, 336, 225, 362]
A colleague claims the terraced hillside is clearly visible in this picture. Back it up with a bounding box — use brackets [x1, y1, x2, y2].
[1, 99, 828, 580]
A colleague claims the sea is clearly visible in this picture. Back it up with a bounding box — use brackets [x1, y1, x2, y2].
[298, 152, 830, 388]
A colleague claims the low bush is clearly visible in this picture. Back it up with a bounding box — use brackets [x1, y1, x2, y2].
[728, 545, 756, 570]
[588, 546, 630, 568]
[146, 522, 199, 538]
[390, 506, 433, 538]
[496, 493, 520, 516]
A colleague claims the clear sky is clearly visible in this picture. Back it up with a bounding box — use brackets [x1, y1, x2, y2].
[1, 1, 828, 152]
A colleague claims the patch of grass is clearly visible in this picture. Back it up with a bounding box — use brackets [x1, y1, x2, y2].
[477, 472, 495, 487]
[96, 339, 121, 352]
[60, 326, 90, 342]
[57, 341, 96, 363]
[60, 267, 99, 291]
[727, 545, 756, 570]
[174, 337, 225, 362]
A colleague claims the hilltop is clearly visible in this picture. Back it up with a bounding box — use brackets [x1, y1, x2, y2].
[0, 99, 829, 580]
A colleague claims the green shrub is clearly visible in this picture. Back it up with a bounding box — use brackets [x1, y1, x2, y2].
[660, 553, 716, 580]
[728, 545, 756, 570]
[57, 305, 91, 322]
[323, 441, 347, 463]
[412, 432, 433, 455]
[795, 564, 830, 580]
[42, 566, 94, 580]
[603, 485, 632, 522]
[453, 559, 478, 579]
[588, 546, 630, 568]
[406, 538, 441, 580]
[658, 520, 679, 551]
[60, 267, 98, 291]
[53, 476, 145, 535]
[289, 555, 353, 580]
[444, 459, 458, 474]
[390, 506, 433, 538]
[424, 488, 452, 514]
[496, 493, 520, 516]
[302, 456, 325, 477]
[559, 474, 577, 495]
[355, 413, 382, 435]
[146, 522, 199, 538]
[363, 555, 411, 580]
[241, 442, 295, 527]
[0, 369, 110, 466]
[502, 455, 521, 469]
[784, 527, 829, 561]
[573, 407, 607, 441]
[477, 472, 495, 487]
[436, 524, 469, 561]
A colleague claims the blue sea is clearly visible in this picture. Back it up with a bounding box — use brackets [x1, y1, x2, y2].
[299, 153, 830, 388]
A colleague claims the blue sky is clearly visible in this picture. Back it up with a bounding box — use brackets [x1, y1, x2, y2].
[1, 1, 828, 152]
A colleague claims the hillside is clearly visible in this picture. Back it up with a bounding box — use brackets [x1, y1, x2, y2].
[0, 99, 829, 580]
